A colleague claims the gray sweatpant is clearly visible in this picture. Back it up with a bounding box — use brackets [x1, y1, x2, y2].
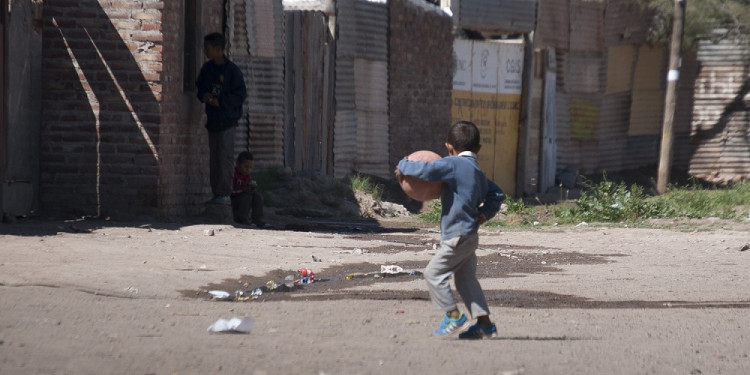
[208, 126, 236, 197]
[424, 233, 490, 319]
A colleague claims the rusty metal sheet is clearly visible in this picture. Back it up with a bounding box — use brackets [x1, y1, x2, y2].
[597, 92, 631, 171]
[690, 37, 750, 183]
[456, 0, 537, 34]
[603, 0, 653, 46]
[566, 52, 603, 94]
[569, 0, 603, 52]
[536, 0, 569, 50]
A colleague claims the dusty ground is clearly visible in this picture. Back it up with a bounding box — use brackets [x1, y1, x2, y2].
[1, 211, 749, 374]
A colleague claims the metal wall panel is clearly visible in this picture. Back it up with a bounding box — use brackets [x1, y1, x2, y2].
[569, 0, 603, 52]
[602, 0, 652, 46]
[624, 135, 659, 170]
[597, 92, 631, 171]
[565, 52, 604, 94]
[554, 92, 572, 170]
[226, 0, 286, 165]
[333, 0, 389, 178]
[456, 0, 537, 34]
[536, 0, 568, 50]
[690, 37, 750, 183]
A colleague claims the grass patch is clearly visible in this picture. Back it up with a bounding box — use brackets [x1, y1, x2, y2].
[415, 178, 749, 228]
[348, 174, 383, 203]
[418, 199, 443, 224]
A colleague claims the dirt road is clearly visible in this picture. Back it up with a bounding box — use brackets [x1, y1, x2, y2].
[1, 218, 749, 374]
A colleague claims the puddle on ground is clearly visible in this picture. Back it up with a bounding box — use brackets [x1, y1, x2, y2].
[182, 251, 614, 303]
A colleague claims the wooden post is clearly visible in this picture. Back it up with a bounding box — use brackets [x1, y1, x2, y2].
[656, 0, 686, 195]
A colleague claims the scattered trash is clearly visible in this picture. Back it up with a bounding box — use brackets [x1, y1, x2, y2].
[576, 221, 588, 227]
[284, 275, 295, 288]
[266, 280, 278, 290]
[396, 310, 405, 314]
[235, 290, 250, 302]
[207, 316, 254, 333]
[124, 286, 139, 294]
[312, 255, 322, 262]
[297, 268, 315, 284]
[208, 290, 231, 300]
[345, 273, 356, 280]
[251, 288, 263, 299]
[381, 265, 403, 274]
[204, 229, 215, 236]
[332, 248, 367, 255]
[541, 261, 547, 265]
[740, 244, 749, 252]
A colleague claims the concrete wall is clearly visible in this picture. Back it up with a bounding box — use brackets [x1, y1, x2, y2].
[388, 0, 453, 170]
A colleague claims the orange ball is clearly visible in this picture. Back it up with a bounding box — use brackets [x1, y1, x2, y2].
[399, 150, 443, 201]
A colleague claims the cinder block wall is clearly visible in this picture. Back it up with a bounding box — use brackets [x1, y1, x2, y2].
[41, 0, 223, 219]
[388, 0, 453, 171]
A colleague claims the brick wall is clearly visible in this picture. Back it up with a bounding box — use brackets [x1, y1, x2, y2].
[388, 0, 453, 169]
[41, 0, 224, 219]
[158, 0, 223, 218]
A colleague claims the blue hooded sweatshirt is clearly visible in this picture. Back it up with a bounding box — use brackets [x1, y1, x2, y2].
[397, 151, 505, 241]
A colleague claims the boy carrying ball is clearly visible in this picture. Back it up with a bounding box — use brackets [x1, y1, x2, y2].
[395, 121, 505, 339]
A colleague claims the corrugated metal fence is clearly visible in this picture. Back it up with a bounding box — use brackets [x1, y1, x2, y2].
[226, 0, 285, 165]
[689, 37, 750, 183]
[334, 0, 389, 179]
[536, 0, 697, 182]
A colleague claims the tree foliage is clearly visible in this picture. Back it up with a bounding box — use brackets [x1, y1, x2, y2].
[637, 0, 750, 49]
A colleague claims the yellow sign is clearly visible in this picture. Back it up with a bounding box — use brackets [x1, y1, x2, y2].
[451, 40, 523, 196]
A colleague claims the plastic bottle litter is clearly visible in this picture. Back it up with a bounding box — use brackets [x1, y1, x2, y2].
[381, 265, 403, 274]
[298, 268, 315, 284]
[345, 273, 355, 280]
[284, 275, 295, 288]
[251, 288, 263, 299]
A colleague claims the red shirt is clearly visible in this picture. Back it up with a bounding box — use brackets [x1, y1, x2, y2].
[231, 168, 253, 197]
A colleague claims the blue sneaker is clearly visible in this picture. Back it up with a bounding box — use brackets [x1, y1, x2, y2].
[458, 322, 498, 339]
[433, 313, 467, 337]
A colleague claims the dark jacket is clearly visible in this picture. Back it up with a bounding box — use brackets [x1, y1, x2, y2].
[196, 57, 247, 132]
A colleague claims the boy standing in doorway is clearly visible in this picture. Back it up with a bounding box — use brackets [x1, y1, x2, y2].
[196, 32, 247, 205]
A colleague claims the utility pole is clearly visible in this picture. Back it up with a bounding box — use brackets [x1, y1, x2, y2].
[656, 0, 686, 195]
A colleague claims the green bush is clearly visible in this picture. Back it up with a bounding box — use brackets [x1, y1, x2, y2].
[554, 177, 672, 224]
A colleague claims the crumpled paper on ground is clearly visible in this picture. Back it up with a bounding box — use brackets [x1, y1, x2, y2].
[207, 316, 255, 333]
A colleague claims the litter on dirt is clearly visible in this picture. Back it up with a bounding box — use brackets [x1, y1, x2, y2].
[207, 316, 255, 333]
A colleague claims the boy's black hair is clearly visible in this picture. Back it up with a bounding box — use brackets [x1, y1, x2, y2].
[204, 32, 226, 49]
[236, 151, 254, 164]
[447, 121, 481, 153]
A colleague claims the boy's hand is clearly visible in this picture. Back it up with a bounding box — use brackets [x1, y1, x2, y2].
[394, 167, 404, 183]
[203, 94, 219, 107]
[478, 213, 487, 225]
